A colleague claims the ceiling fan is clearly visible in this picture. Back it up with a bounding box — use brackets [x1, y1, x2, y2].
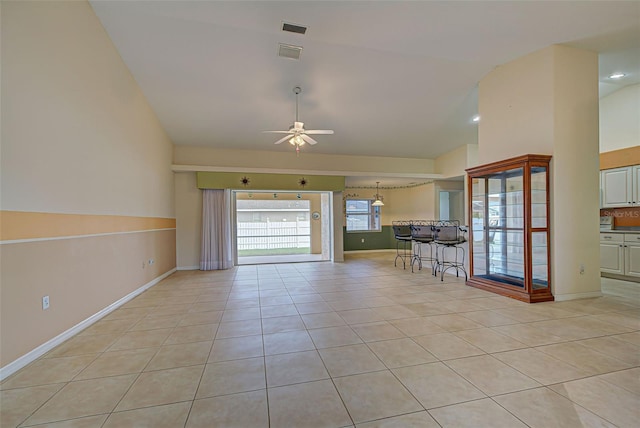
[263, 86, 333, 154]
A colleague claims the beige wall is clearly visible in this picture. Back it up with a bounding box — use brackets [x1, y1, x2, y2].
[1, 231, 175, 366]
[367, 181, 464, 226]
[2, 1, 174, 217]
[174, 145, 436, 175]
[479, 44, 600, 300]
[433, 144, 479, 225]
[599, 83, 640, 153]
[175, 173, 202, 269]
[551, 45, 601, 298]
[380, 184, 436, 223]
[1, 1, 175, 369]
[479, 47, 555, 165]
[433, 144, 479, 224]
[435, 145, 470, 179]
[466, 144, 479, 170]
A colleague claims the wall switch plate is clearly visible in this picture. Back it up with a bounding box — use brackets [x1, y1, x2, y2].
[42, 295, 50, 310]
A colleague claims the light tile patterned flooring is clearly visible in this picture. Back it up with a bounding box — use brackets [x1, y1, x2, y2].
[1, 253, 639, 427]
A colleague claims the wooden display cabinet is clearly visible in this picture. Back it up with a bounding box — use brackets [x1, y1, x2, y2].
[466, 154, 553, 303]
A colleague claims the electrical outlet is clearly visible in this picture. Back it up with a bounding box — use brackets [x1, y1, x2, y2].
[148, 259, 155, 265]
[42, 295, 50, 310]
[361, 238, 365, 243]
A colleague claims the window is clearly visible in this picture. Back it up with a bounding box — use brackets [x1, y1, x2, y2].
[345, 199, 381, 232]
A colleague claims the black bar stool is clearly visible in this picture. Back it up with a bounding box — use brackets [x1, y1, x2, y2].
[410, 220, 437, 274]
[434, 220, 468, 281]
[392, 220, 413, 269]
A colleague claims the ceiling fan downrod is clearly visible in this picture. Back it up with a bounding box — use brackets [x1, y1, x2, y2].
[294, 86, 301, 123]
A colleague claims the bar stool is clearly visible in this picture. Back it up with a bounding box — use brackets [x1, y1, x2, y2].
[434, 220, 468, 281]
[410, 220, 437, 274]
[392, 220, 413, 269]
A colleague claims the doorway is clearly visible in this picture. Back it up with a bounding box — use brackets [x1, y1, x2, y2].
[439, 190, 464, 223]
[234, 191, 332, 265]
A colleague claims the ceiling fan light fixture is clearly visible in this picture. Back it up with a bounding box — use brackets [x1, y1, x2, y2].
[289, 135, 304, 146]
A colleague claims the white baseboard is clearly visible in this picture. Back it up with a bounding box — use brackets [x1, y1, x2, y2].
[177, 265, 199, 270]
[554, 291, 603, 301]
[0, 268, 177, 381]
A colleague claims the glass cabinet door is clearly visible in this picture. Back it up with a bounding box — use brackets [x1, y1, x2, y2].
[531, 165, 549, 291]
[472, 168, 525, 288]
[471, 178, 487, 276]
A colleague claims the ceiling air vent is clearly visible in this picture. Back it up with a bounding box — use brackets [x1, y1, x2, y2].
[282, 22, 307, 35]
[278, 43, 303, 60]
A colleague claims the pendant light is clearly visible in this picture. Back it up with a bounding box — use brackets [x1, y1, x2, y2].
[372, 182, 385, 207]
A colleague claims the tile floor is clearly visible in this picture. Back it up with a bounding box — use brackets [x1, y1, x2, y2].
[1, 253, 639, 427]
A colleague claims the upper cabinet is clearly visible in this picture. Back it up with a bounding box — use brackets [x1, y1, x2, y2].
[601, 165, 640, 208]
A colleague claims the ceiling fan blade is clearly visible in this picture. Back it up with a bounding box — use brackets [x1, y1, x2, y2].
[274, 135, 293, 145]
[305, 130, 334, 135]
[300, 134, 318, 145]
[263, 130, 293, 134]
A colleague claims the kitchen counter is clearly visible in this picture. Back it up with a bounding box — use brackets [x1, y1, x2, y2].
[600, 229, 640, 234]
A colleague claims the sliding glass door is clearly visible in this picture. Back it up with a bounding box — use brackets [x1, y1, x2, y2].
[234, 191, 332, 264]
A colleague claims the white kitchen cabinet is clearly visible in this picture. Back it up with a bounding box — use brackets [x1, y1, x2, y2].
[601, 167, 634, 208]
[601, 233, 640, 278]
[624, 233, 640, 278]
[600, 233, 624, 274]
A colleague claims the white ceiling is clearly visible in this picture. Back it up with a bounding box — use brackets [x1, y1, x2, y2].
[90, 1, 640, 164]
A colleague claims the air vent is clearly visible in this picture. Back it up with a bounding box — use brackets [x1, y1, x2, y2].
[282, 22, 307, 35]
[278, 43, 303, 60]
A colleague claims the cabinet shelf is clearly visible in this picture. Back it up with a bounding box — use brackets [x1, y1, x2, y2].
[466, 154, 553, 303]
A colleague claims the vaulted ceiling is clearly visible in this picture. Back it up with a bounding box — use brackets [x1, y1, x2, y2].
[91, 1, 640, 161]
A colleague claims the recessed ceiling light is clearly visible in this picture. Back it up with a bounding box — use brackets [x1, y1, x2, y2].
[472, 115, 480, 122]
[609, 73, 626, 79]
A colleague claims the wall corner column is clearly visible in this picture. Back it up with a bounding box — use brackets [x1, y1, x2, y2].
[478, 44, 601, 300]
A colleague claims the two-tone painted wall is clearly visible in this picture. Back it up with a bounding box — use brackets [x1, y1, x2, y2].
[1, 1, 175, 374]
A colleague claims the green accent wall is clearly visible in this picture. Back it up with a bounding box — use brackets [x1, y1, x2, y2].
[197, 172, 345, 191]
[343, 226, 396, 251]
